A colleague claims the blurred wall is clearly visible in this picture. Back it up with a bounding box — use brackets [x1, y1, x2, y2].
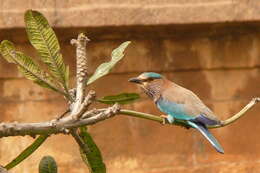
[0, 1, 260, 173]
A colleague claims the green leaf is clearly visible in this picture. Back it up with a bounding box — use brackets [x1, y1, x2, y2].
[5, 135, 48, 170]
[0, 40, 60, 92]
[0, 40, 15, 63]
[97, 93, 140, 104]
[79, 127, 106, 173]
[87, 41, 131, 85]
[39, 156, 57, 173]
[24, 10, 69, 89]
[65, 65, 70, 89]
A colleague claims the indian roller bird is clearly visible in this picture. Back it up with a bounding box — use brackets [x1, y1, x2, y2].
[129, 72, 224, 154]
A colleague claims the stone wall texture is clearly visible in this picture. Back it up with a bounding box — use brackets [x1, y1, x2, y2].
[0, 0, 260, 173]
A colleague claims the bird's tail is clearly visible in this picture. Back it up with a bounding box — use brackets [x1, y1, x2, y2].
[187, 121, 224, 154]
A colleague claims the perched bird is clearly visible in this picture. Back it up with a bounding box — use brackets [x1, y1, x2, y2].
[129, 72, 224, 154]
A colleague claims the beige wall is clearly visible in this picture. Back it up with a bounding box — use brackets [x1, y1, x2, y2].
[0, 1, 260, 173]
[1, 0, 260, 28]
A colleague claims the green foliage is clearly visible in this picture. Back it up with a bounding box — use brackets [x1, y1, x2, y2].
[79, 127, 106, 173]
[5, 135, 48, 170]
[98, 93, 140, 104]
[25, 10, 69, 90]
[87, 41, 131, 85]
[39, 156, 57, 173]
[0, 40, 60, 92]
[0, 9, 135, 173]
[0, 40, 15, 63]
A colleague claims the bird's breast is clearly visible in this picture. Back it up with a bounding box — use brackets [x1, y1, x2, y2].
[141, 84, 161, 101]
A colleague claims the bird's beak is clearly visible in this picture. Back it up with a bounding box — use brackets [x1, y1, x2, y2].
[128, 77, 142, 84]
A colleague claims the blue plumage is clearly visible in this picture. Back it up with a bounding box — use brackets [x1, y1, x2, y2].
[129, 72, 224, 154]
[157, 97, 224, 153]
[141, 72, 162, 79]
[187, 121, 224, 153]
[156, 97, 194, 121]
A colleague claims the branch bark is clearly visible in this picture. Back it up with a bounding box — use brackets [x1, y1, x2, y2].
[69, 33, 93, 158]
[0, 104, 120, 138]
[70, 33, 90, 119]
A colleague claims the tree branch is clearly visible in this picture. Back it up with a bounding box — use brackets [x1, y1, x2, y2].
[0, 94, 257, 140]
[119, 97, 260, 129]
[70, 33, 90, 119]
[0, 97, 258, 138]
[215, 97, 260, 128]
[0, 104, 120, 138]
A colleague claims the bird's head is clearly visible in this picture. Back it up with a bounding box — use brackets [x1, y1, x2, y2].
[129, 72, 164, 100]
[128, 72, 163, 85]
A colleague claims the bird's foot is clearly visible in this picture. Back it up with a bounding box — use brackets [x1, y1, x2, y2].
[160, 115, 168, 125]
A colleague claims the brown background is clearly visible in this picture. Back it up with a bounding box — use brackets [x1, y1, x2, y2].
[0, 0, 260, 173]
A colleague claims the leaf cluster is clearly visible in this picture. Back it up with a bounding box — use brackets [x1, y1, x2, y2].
[0, 10, 138, 173]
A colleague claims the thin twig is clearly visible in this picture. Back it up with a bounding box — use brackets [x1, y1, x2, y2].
[56, 109, 70, 120]
[77, 90, 96, 118]
[213, 97, 260, 128]
[119, 97, 260, 129]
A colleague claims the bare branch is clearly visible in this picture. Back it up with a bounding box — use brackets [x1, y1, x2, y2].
[0, 104, 120, 138]
[76, 90, 96, 119]
[71, 33, 90, 120]
[56, 109, 70, 120]
[119, 97, 260, 129]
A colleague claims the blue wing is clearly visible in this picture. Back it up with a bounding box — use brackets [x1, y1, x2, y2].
[156, 97, 195, 121]
[160, 83, 220, 123]
[156, 97, 220, 125]
[156, 97, 224, 153]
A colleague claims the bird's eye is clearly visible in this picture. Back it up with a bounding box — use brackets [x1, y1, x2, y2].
[142, 78, 154, 82]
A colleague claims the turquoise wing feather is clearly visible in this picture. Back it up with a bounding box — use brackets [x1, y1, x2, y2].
[156, 97, 224, 153]
[156, 98, 195, 122]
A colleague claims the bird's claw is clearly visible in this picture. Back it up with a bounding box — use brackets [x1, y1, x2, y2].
[160, 115, 168, 125]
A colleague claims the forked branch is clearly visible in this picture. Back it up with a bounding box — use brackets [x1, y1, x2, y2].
[0, 104, 120, 138]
